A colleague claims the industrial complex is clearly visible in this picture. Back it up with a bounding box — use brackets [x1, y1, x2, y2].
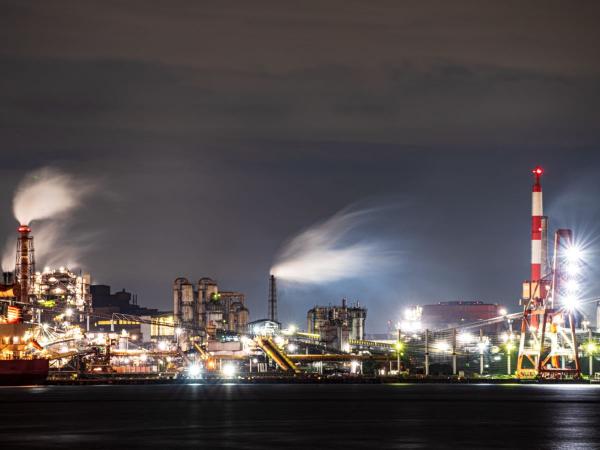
[0, 167, 599, 384]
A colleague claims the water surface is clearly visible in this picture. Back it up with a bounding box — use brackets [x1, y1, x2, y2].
[1, 384, 599, 449]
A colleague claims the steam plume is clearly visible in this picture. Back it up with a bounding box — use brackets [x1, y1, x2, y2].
[2, 167, 97, 273]
[1, 238, 16, 273]
[13, 168, 91, 226]
[270, 204, 400, 284]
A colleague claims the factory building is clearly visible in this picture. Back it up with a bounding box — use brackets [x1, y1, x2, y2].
[91, 285, 158, 317]
[140, 312, 175, 341]
[420, 301, 505, 330]
[90, 285, 160, 341]
[307, 299, 367, 351]
[173, 277, 249, 335]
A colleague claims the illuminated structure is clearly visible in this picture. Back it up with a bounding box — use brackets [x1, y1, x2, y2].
[420, 301, 504, 330]
[307, 299, 367, 351]
[15, 225, 34, 304]
[32, 267, 91, 313]
[173, 277, 249, 336]
[517, 168, 581, 378]
[530, 167, 549, 283]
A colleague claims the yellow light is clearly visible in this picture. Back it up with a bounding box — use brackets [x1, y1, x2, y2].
[586, 342, 597, 354]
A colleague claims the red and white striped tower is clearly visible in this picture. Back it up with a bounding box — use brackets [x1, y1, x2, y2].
[531, 167, 544, 287]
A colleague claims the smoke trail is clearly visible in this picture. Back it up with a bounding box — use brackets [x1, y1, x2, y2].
[2, 167, 98, 273]
[270, 204, 401, 284]
[13, 167, 92, 226]
[1, 238, 16, 273]
[38, 223, 100, 270]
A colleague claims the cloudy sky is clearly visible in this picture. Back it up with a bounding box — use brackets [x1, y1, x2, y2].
[1, 1, 599, 330]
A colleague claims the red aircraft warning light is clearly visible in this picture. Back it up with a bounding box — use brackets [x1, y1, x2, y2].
[17, 225, 31, 234]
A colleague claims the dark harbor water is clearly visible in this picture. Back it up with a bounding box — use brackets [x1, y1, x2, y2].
[1, 383, 599, 449]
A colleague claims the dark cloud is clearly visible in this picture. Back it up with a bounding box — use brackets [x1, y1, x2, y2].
[0, 1, 599, 329]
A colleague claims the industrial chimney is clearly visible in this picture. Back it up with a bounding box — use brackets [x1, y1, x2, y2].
[15, 225, 34, 304]
[531, 167, 544, 285]
[268, 274, 278, 323]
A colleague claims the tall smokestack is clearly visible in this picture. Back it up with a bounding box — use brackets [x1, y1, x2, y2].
[531, 167, 544, 286]
[540, 216, 549, 278]
[268, 274, 278, 322]
[15, 225, 34, 304]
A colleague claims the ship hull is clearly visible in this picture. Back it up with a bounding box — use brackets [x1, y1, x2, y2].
[0, 359, 49, 385]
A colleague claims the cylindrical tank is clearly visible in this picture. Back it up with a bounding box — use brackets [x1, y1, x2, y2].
[350, 313, 365, 340]
[173, 278, 190, 325]
[237, 307, 249, 333]
[181, 283, 194, 324]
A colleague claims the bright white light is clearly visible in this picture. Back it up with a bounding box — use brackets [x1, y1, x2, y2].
[350, 360, 360, 373]
[565, 279, 579, 294]
[157, 341, 168, 351]
[434, 341, 451, 352]
[175, 327, 183, 336]
[222, 363, 237, 378]
[274, 335, 285, 347]
[457, 332, 475, 344]
[403, 306, 422, 322]
[400, 320, 422, 333]
[65, 308, 73, 317]
[566, 263, 581, 277]
[282, 324, 298, 336]
[563, 295, 579, 311]
[188, 363, 202, 378]
[499, 308, 507, 316]
[287, 343, 297, 353]
[564, 245, 583, 264]
[477, 341, 488, 353]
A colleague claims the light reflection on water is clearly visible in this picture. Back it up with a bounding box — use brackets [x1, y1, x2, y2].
[0, 384, 598, 449]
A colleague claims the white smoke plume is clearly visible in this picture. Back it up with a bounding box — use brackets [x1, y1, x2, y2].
[1, 238, 16, 273]
[13, 167, 92, 226]
[2, 167, 98, 273]
[270, 204, 400, 284]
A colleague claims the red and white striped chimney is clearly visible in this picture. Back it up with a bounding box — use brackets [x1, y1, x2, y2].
[531, 167, 544, 282]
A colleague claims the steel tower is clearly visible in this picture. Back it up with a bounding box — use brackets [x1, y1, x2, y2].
[517, 168, 581, 379]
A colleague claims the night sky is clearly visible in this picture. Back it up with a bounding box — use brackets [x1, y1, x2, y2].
[1, 2, 599, 330]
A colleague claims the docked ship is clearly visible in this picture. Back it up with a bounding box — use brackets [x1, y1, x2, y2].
[0, 299, 49, 385]
[0, 358, 49, 385]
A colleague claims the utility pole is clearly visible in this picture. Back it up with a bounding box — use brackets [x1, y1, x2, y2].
[589, 328, 594, 378]
[452, 328, 457, 376]
[479, 328, 484, 375]
[425, 329, 430, 376]
[397, 328, 401, 373]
